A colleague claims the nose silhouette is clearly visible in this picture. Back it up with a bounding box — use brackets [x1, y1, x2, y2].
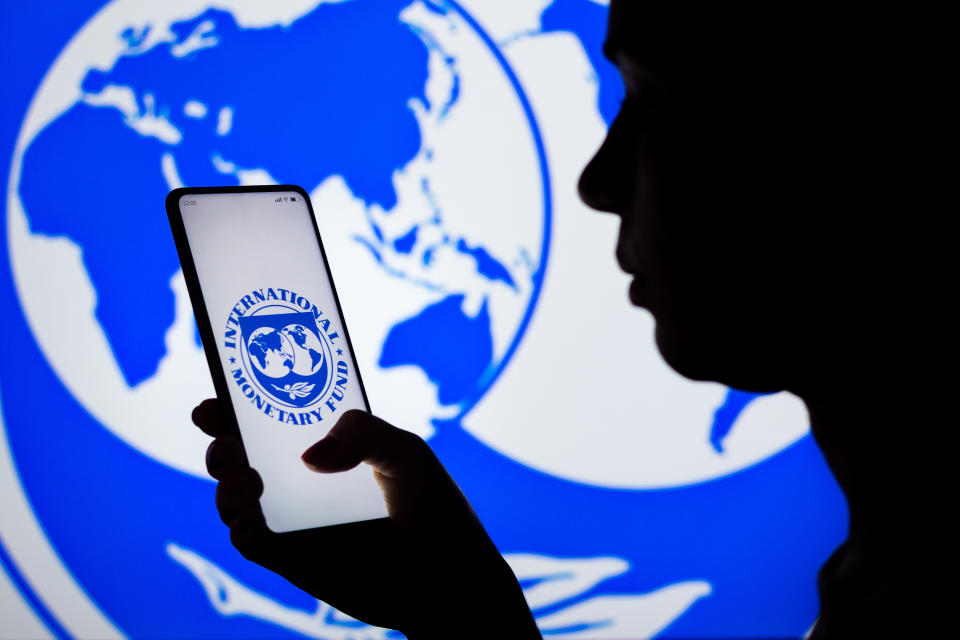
[578, 149, 621, 214]
[578, 99, 650, 217]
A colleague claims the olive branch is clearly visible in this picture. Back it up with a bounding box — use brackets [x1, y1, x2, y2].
[273, 381, 315, 400]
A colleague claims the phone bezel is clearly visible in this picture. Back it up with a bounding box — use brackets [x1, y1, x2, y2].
[166, 184, 380, 533]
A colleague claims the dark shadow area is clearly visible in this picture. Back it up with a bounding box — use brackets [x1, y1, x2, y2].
[191, 2, 946, 638]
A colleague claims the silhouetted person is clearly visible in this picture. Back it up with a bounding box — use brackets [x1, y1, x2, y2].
[192, 2, 943, 638]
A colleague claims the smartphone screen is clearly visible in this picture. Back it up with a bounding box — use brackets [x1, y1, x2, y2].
[173, 188, 387, 532]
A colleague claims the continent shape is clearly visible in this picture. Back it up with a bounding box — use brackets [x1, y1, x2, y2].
[380, 294, 493, 406]
[246, 328, 294, 377]
[18, 1, 431, 386]
[282, 324, 325, 376]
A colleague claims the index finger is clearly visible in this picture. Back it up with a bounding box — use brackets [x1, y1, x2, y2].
[304, 409, 434, 479]
[191, 398, 228, 438]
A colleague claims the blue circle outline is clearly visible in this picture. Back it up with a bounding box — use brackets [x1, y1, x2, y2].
[444, 0, 553, 420]
[0, 538, 70, 639]
[0, 1, 553, 637]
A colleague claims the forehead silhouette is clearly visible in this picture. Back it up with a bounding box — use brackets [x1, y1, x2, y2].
[605, 3, 859, 84]
[603, 2, 892, 256]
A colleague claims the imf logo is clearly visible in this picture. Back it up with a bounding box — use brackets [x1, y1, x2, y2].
[227, 288, 348, 420]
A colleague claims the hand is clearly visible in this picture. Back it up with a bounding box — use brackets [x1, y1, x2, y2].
[192, 399, 539, 639]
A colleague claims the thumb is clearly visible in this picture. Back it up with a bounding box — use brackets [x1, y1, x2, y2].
[301, 409, 431, 479]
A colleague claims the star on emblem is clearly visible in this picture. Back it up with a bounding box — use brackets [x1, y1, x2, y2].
[336, 348, 343, 356]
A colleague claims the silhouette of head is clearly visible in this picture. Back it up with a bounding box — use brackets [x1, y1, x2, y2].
[578, 2, 915, 397]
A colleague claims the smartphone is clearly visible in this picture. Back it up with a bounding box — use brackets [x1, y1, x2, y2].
[166, 185, 387, 533]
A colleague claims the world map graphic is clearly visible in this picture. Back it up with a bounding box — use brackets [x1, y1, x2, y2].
[1, 1, 848, 638]
[18, 0, 631, 424]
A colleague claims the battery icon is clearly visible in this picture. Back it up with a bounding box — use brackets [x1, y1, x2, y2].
[290, 196, 297, 202]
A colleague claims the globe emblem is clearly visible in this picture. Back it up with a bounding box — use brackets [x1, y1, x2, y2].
[236, 304, 334, 409]
[246, 327, 296, 378]
[0, 1, 845, 638]
[6, 0, 552, 479]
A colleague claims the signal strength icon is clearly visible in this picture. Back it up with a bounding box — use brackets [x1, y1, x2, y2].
[274, 197, 282, 203]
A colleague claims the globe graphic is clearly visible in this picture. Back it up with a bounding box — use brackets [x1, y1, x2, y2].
[282, 324, 325, 376]
[2, 2, 843, 638]
[246, 327, 296, 378]
[8, 0, 550, 479]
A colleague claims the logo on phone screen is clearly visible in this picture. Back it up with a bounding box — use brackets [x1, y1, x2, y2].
[224, 288, 349, 425]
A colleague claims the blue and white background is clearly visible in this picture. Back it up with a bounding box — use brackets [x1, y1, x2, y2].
[0, 1, 848, 637]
